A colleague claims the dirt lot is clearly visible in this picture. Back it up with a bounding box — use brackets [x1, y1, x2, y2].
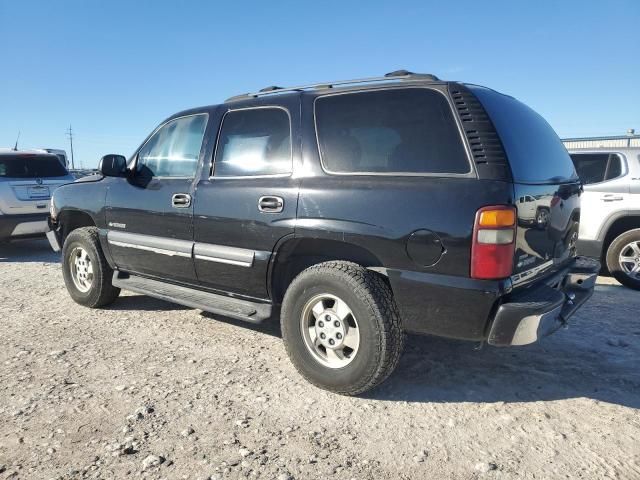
[1, 239, 639, 480]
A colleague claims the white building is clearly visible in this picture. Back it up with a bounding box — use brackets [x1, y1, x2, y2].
[563, 130, 640, 149]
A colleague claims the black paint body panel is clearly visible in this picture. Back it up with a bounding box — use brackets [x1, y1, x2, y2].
[511, 181, 582, 287]
[105, 177, 198, 284]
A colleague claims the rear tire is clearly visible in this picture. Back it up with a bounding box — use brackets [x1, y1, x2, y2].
[62, 227, 120, 307]
[606, 228, 640, 290]
[280, 261, 404, 395]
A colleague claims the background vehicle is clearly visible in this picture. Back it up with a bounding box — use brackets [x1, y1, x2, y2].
[569, 147, 640, 289]
[0, 150, 75, 241]
[46, 71, 598, 395]
[35, 148, 68, 168]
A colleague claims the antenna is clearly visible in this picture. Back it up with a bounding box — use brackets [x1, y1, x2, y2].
[13, 131, 20, 151]
[66, 125, 75, 170]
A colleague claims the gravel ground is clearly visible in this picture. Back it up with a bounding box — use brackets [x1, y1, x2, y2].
[1, 239, 639, 480]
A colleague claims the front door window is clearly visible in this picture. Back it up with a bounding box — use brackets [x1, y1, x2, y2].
[137, 114, 208, 178]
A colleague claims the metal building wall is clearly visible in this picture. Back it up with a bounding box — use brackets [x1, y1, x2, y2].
[563, 135, 640, 149]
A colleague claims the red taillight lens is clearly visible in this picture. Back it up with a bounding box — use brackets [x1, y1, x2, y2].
[471, 205, 516, 280]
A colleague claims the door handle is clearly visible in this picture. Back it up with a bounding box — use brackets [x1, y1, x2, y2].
[172, 193, 192, 208]
[258, 196, 284, 213]
[600, 194, 624, 202]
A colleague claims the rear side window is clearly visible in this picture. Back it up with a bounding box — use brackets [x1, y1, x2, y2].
[570, 153, 623, 184]
[137, 114, 208, 178]
[0, 154, 68, 178]
[469, 86, 578, 184]
[315, 88, 470, 175]
[213, 108, 292, 177]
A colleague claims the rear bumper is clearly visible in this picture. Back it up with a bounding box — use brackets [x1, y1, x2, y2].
[0, 213, 49, 240]
[487, 256, 600, 346]
[386, 269, 510, 341]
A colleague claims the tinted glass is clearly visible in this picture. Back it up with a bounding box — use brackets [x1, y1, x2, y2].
[570, 153, 623, 184]
[605, 154, 622, 180]
[570, 153, 609, 184]
[137, 114, 207, 177]
[214, 108, 291, 177]
[0, 154, 69, 178]
[315, 88, 470, 174]
[469, 86, 578, 184]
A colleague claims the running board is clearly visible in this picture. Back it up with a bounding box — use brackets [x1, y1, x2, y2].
[112, 273, 272, 323]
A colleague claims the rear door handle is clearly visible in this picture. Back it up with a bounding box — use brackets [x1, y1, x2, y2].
[600, 194, 624, 202]
[172, 193, 192, 208]
[258, 196, 284, 213]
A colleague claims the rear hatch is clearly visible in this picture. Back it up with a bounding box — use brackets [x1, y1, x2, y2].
[469, 86, 582, 287]
[0, 153, 73, 215]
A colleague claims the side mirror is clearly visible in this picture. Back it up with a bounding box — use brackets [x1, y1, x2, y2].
[99, 154, 127, 177]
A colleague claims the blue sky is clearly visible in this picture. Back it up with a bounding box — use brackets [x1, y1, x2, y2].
[0, 0, 638, 168]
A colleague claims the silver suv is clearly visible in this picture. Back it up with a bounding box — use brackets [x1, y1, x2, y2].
[0, 150, 75, 242]
[569, 147, 640, 289]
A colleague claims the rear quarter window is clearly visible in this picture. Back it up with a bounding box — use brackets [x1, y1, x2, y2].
[314, 88, 471, 175]
[469, 86, 578, 184]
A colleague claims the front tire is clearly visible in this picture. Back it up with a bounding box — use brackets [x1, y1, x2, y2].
[280, 261, 404, 395]
[62, 227, 120, 307]
[606, 228, 640, 290]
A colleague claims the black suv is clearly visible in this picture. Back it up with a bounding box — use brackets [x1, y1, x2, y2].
[47, 70, 599, 395]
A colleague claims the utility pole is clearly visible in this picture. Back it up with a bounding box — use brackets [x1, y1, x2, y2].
[66, 125, 75, 170]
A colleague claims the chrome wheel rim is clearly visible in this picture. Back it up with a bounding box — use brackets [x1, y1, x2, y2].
[619, 241, 640, 279]
[300, 293, 360, 369]
[69, 247, 94, 293]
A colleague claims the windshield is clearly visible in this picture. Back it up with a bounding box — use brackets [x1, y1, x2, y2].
[0, 154, 70, 178]
[469, 85, 579, 184]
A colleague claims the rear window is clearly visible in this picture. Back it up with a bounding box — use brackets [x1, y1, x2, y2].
[315, 88, 471, 175]
[469, 86, 578, 184]
[570, 153, 624, 184]
[0, 154, 69, 178]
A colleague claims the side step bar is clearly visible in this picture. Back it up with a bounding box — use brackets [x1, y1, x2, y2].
[112, 273, 272, 323]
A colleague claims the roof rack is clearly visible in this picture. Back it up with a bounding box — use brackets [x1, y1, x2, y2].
[225, 69, 441, 102]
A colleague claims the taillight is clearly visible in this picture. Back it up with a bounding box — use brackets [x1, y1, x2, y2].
[471, 205, 516, 280]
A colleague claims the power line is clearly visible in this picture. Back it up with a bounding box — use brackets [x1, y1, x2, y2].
[66, 125, 75, 170]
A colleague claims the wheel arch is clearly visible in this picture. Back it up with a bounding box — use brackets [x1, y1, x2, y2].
[58, 209, 98, 242]
[601, 213, 640, 260]
[268, 237, 385, 304]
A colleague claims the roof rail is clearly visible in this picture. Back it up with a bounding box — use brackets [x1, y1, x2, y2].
[225, 70, 441, 102]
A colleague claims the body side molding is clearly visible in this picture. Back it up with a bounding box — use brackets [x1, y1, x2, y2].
[106, 230, 267, 267]
[193, 242, 255, 267]
[107, 230, 192, 257]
